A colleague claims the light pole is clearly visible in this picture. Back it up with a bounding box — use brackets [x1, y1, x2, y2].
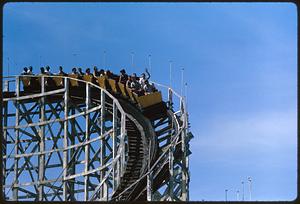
[236, 190, 240, 201]
[169, 60, 172, 88]
[248, 177, 252, 201]
[241, 181, 245, 201]
[225, 189, 228, 202]
[181, 66, 184, 96]
[39, 55, 42, 67]
[148, 54, 152, 74]
[7, 57, 10, 76]
[185, 82, 188, 110]
[103, 50, 107, 70]
[131, 51, 135, 72]
[72, 53, 78, 67]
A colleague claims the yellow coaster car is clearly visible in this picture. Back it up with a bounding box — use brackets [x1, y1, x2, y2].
[108, 79, 119, 94]
[53, 76, 64, 87]
[118, 82, 128, 98]
[68, 74, 80, 87]
[96, 76, 107, 89]
[20, 76, 39, 91]
[83, 75, 95, 83]
[133, 91, 162, 109]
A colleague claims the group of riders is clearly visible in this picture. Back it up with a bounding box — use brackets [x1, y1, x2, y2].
[21, 66, 157, 96]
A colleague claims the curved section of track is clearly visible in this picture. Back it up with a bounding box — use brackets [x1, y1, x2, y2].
[2, 75, 189, 201]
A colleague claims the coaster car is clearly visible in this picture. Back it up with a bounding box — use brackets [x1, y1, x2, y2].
[133, 91, 163, 109]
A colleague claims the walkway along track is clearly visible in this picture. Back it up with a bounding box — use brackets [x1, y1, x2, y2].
[2, 75, 191, 201]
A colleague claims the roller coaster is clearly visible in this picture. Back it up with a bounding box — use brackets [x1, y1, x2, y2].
[2, 73, 193, 201]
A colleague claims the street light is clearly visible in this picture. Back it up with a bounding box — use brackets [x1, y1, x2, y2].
[169, 60, 172, 88]
[131, 51, 135, 71]
[181, 66, 184, 96]
[241, 181, 245, 201]
[148, 54, 152, 74]
[225, 189, 228, 202]
[103, 50, 107, 69]
[236, 190, 240, 201]
[248, 177, 252, 201]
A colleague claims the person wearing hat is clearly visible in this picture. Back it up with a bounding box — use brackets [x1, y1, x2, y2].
[119, 68, 128, 84]
[22, 67, 28, 75]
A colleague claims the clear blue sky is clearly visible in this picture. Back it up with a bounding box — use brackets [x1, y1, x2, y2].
[3, 2, 297, 201]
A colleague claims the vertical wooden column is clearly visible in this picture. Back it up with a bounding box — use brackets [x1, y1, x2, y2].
[147, 139, 153, 201]
[168, 88, 173, 109]
[112, 102, 117, 191]
[120, 113, 126, 175]
[100, 90, 106, 199]
[3, 98, 8, 199]
[63, 77, 69, 200]
[168, 145, 174, 201]
[12, 76, 20, 201]
[38, 76, 45, 200]
[84, 83, 90, 201]
[180, 97, 188, 200]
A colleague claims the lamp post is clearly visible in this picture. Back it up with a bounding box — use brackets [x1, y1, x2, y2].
[7, 57, 10, 76]
[236, 190, 240, 201]
[241, 181, 245, 201]
[181, 66, 184, 96]
[72, 53, 78, 66]
[39, 55, 42, 67]
[131, 51, 135, 71]
[225, 189, 228, 202]
[169, 60, 172, 88]
[148, 54, 152, 74]
[248, 177, 252, 201]
[103, 50, 107, 70]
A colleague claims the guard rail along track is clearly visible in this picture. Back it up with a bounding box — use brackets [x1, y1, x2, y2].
[2, 75, 193, 201]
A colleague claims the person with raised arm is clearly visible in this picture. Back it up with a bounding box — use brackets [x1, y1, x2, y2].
[139, 68, 151, 88]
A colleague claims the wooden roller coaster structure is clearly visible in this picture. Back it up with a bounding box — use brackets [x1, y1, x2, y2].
[2, 74, 193, 201]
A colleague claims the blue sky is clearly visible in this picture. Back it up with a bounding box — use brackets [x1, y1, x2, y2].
[3, 2, 297, 201]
